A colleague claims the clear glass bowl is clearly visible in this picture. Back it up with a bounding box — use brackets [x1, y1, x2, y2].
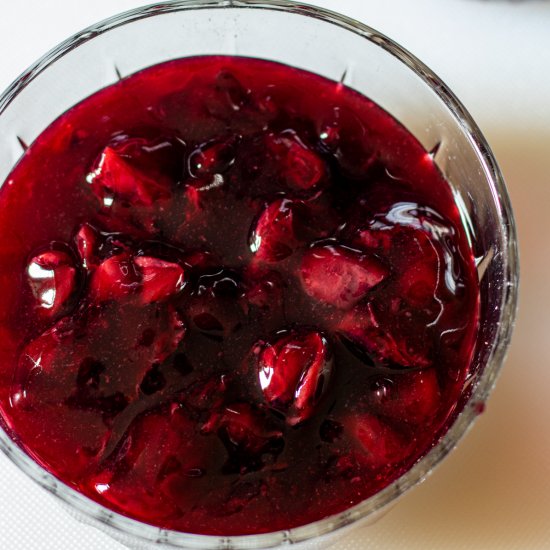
[0, 1, 518, 549]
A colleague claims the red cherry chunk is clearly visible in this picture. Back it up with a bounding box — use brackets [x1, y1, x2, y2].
[300, 244, 387, 309]
[11, 326, 60, 409]
[357, 226, 440, 308]
[188, 138, 237, 177]
[211, 403, 282, 454]
[92, 408, 204, 519]
[74, 224, 101, 270]
[267, 131, 325, 191]
[373, 369, 440, 425]
[344, 413, 411, 469]
[149, 305, 187, 365]
[134, 256, 185, 304]
[318, 105, 377, 180]
[27, 248, 78, 317]
[205, 70, 252, 118]
[10, 316, 84, 409]
[90, 253, 140, 303]
[88, 136, 181, 208]
[339, 304, 430, 367]
[257, 330, 333, 425]
[249, 198, 300, 262]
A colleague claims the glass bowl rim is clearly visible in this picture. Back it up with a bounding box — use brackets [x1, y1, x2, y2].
[0, 1, 519, 548]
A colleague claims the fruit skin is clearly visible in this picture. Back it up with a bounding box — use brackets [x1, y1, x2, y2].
[26, 247, 79, 317]
[300, 243, 387, 309]
[256, 329, 333, 425]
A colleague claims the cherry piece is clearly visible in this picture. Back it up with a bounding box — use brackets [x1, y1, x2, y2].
[257, 329, 333, 425]
[11, 326, 62, 410]
[206, 70, 252, 119]
[208, 403, 282, 455]
[188, 137, 238, 177]
[26, 248, 78, 317]
[266, 131, 326, 191]
[74, 224, 102, 270]
[148, 305, 187, 365]
[88, 143, 169, 207]
[344, 413, 411, 469]
[134, 256, 186, 304]
[91, 407, 205, 521]
[338, 304, 431, 368]
[318, 105, 377, 180]
[372, 369, 441, 425]
[356, 225, 441, 308]
[89, 253, 140, 303]
[300, 243, 387, 309]
[249, 198, 301, 262]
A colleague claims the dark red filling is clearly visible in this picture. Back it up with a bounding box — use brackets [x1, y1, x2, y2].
[0, 56, 479, 535]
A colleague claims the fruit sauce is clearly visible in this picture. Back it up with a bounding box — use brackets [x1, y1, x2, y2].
[0, 57, 479, 535]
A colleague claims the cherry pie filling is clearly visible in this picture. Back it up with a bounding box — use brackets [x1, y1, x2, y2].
[0, 57, 479, 535]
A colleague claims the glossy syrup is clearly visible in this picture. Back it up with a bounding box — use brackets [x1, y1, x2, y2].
[0, 57, 479, 535]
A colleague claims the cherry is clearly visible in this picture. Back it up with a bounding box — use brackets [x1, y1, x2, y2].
[300, 243, 387, 309]
[249, 198, 301, 262]
[26, 247, 79, 317]
[372, 369, 441, 425]
[134, 256, 186, 304]
[205, 70, 253, 119]
[344, 413, 411, 469]
[91, 407, 206, 520]
[74, 224, 101, 270]
[11, 323, 65, 409]
[88, 139, 174, 207]
[207, 403, 282, 455]
[318, 105, 377, 180]
[89, 252, 140, 303]
[356, 225, 440, 308]
[148, 305, 187, 365]
[266, 131, 326, 191]
[256, 329, 333, 425]
[188, 137, 238, 178]
[186, 374, 228, 414]
[338, 303, 431, 368]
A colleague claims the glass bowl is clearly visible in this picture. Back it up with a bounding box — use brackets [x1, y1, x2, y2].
[0, 1, 518, 549]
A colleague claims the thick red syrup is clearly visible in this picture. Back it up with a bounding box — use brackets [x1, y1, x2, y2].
[0, 57, 479, 535]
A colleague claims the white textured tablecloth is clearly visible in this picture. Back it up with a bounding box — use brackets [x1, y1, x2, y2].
[1, 1, 549, 548]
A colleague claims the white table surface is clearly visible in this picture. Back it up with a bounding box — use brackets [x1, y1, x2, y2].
[1, 1, 549, 549]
